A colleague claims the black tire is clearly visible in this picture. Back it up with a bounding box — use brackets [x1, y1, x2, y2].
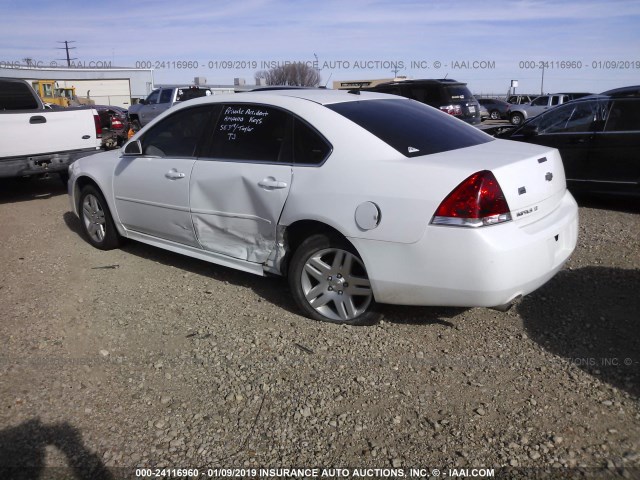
[78, 185, 122, 250]
[59, 171, 69, 186]
[288, 233, 380, 325]
[490, 110, 500, 120]
[510, 112, 524, 125]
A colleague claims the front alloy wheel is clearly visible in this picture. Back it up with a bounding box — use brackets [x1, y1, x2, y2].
[289, 234, 379, 325]
[79, 185, 121, 250]
[510, 112, 524, 125]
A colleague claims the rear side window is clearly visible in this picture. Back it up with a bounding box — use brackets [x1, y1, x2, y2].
[327, 99, 492, 157]
[159, 89, 173, 104]
[605, 100, 640, 132]
[293, 118, 331, 165]
[0, 80, 39, 110]
[531, 96, 549, 106]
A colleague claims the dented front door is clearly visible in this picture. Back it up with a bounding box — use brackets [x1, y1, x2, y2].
[189, 161, 292, 263]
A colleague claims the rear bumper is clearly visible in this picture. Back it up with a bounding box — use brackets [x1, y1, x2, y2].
[0, 147, 100, 178]
[350, 190, 579, 307]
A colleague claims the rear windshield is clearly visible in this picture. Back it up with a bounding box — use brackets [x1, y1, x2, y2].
[327, 99, 492, 157]
[444, 85, 473, 101]
[176, 88, 210, 102]
[0, 80, 39, 110]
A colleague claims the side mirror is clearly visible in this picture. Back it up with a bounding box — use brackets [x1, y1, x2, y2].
[123, 140, 142, 155]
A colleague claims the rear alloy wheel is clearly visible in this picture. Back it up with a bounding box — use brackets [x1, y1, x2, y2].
[288, 234, 379, 325]
[510, 112, 524, 125]
[79, 185, 121, 250]
[490, 110, 500, 120]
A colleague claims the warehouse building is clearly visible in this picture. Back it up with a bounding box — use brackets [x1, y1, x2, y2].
[0, 65, 154, 108]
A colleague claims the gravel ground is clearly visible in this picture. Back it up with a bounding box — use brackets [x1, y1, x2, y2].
[0, 177, 638, 480]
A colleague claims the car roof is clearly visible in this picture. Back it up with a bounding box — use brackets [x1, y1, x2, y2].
[228, 88, 403, 105]
[370, 78, 467, 87]
[600, 85, 640, 97]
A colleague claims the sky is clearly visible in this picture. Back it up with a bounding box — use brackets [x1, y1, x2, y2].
[1, 0, 639, 95]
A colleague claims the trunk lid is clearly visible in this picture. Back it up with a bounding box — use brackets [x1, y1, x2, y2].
[428, 139, 567, 227]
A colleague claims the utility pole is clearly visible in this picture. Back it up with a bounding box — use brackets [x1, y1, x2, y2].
[541, 64, 545, 95]
[57, 41, 77, 66]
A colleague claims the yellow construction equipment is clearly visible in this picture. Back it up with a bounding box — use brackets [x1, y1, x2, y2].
[31, 80, 95, 107]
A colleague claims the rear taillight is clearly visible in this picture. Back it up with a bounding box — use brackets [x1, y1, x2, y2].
[439, 104, 463, 116]
[431, 170, 512, 227]
[93, 114, 102, 137]
[111, 117, 124, 130]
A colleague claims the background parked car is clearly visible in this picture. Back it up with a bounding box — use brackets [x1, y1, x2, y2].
[94, 105, 129, 149]
[479, 102, 490, 121]
[496, 86, 640, 196]
[128, 85, 212, 130]
[478, 98, 510, 120]
[363, 78, 482, 125]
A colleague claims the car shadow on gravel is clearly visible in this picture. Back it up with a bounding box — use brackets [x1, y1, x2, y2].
[518, 266, 640, 398]
[0, 418, 112, 479]
[62, 208, 470, 327]
[63, 211, 84, 236]
[117, 239, 466, 326]
[0, 176, 67, 205]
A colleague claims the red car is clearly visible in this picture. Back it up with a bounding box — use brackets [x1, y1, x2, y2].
[94, 105, 130, 149]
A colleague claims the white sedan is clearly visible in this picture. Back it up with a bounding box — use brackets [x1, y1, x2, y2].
[68, 89, 578, 325]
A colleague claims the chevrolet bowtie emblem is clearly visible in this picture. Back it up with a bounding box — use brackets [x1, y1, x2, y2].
[545, 172, 553, 181]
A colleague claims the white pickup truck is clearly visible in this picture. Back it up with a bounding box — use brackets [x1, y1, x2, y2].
[0, 77, 102, 181]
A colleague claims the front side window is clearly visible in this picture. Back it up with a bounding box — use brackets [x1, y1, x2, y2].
[141, 105, 213, 157]
[145, 90, 160, 104]
[209, 104, 292, 163]
[327, 98, 492, 158]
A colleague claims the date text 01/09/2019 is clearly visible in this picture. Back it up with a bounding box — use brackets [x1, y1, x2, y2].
[519, 60, 640, 69]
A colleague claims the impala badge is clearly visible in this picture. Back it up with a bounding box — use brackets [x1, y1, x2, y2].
[545, 172, 553, 181]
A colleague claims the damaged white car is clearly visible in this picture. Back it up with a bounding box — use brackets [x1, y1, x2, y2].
[68, 89, 578, 325]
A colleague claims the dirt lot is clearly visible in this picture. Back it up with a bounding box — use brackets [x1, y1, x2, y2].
[0, 176, 639, 479]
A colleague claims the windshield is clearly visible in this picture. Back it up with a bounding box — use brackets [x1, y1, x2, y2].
[327, 98, 492, 157]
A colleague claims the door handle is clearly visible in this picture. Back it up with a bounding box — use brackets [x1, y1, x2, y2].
[258, 177, 288, 189]
[165, 169, 186, 180]
[30, 115, 47, 124]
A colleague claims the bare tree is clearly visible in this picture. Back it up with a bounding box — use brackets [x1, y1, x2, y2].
[254, 62, 320, 87]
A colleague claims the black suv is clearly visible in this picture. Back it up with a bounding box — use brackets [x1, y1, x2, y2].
[364, 78, 481, 125]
